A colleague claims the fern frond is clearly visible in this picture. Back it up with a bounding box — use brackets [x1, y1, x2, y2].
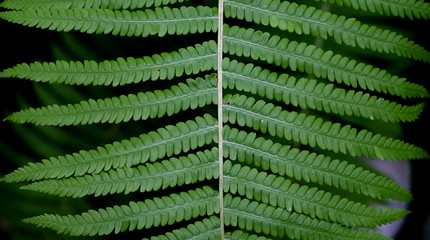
[0, 0, 185, 10]
[0, 0, 426, 237]
[21, 148, 219, 198]
[0, 6, 217, 37]
[223, 94, 429, 160]
[2, 114, 217, 182]
[223, 25, 429, 99]
[223, 58, 424, 123]
[315, 0, 430, 20]
[223, 126, 413, 201]
[224, 194, 390, 240]
[224, 161, 409, 227]
[225, 0, 430, 63]
[142, 216, 221, 240]
[227, 230, 273, 240]
[6, 75, 217, 126]
[24, 186, 219, 236]
[0, 41, 217, 86]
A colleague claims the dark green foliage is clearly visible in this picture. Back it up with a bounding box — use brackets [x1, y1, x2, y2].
[223, 25, 429, 98]
[315, 0, 430, 20]
[21, 148, 219, 197]
[0, 0, 186, 10]
[0, 40, 217, 86]
[222, 58, 424, 123]
[6, 75, 218, 125]
[223, 94, 428, 160]
[224, 0, 430, 63]
[2, 115, 218, 182]
[24, 186, 219, 236]
[222, 126, 413, 201]
[0, 5, 218, 37]
[223, 194, 391, 240]
[223, 160, 409, 227]
[142, 216, 222, 240]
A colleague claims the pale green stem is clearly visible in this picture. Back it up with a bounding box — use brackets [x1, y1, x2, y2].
[217, 0, 225, 239]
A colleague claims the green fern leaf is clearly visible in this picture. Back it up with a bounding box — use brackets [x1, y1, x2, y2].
[24, 186, 219, 236]
[314, 0, 430, 20]
[142, 216, 221, 240]
[5, 75, 217, 126]
[224, 160, 409, 227]
[224, 194, 390, 240]
[223, 58, 424, 123]
[0, 6, 218, 37]
[0, 41, 217, 86]
[223, 94, 429, 160]
[0, 0, 185, 10]
[21, 148, 219, 197]
[223, 126, 413, 201]
[225, 0, 430, 63]
[2, 114, 217, 182]
[223, 25, 429, 99]
[227, 230, 273, 240]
